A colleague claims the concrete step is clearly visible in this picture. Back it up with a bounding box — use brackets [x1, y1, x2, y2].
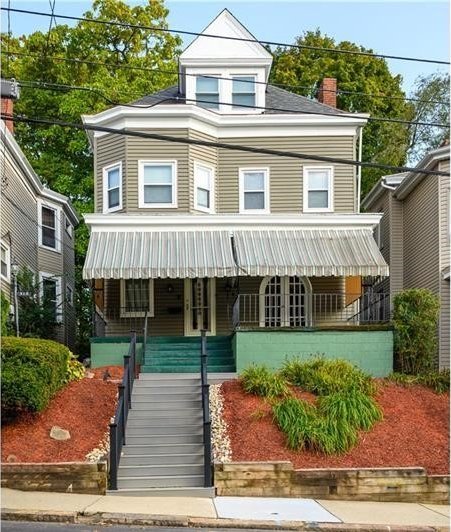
[141, 365, 235, 373]
[136, 376, 200, 385]
[117, 474, 204, 489]
[135, 373, 236, 384]
[122, 443, 203, 455]
[107, 486, 215, 498]
[131, 399, 202, 409]
[118, 464, 203, 477]
[120, 453, 204, 466]
[125, 433, 203, 445]
[127, 417, 202, 428]
[132, 389, 201, 399]
[127, 407, 201, 417]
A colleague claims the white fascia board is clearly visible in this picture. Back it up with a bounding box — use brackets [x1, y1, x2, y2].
[84, 213, 383, 232]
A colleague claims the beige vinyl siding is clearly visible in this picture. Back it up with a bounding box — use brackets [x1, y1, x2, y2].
[217, 136, 356, 213]
[438, 159, 450, 368]
[189, 130, 219, 213]
[389, 195, 403, 296]
[94, 134, 126, 213]
[125, 129, 190, 213]
[402, 176, 440, 293]
[439, 277, 450, 368]
[62, 213, 76, 350]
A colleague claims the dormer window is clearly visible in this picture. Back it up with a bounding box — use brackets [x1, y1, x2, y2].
[195, 76, 220, 109]
[232, 76, 256, 108]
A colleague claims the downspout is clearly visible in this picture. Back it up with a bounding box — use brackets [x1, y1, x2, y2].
[357, 126, 363, 212]
[381, 181, 397, 192]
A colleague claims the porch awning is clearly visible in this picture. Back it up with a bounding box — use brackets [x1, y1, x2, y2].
[233, 229, 389, 277]
[83, 230, 237, 279]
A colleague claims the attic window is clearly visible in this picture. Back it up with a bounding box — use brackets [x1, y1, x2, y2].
[232, 76, 256, 108]
[195, 76, 219, 109]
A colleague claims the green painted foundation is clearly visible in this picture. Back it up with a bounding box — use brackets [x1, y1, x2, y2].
[90, 337, 143, 368]
[232, 328, 393, 377]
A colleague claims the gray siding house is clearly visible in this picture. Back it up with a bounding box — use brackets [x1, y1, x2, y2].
[82, 10, 390, 374]
[1, 81, 79, 349]
[362, 144, 450, 369]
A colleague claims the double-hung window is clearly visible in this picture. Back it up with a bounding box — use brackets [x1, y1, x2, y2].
[39, 273, 62, 323]
[195, 76, 220, 110]
[194, 162, 214, 213]
[38, 201, 61, 252]
[232, 76, 256, 108]
[103, 162, 122, 213]
[303, 166, 334, 212]
[139, 161, 177, 208]
[239, 168, 269, 213]
[120, 279, 154, 317]
[1, 241, 10, 282]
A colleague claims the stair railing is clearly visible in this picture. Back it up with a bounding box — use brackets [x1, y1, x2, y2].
[109, 331, 137, 490]
[200, 330, 213, 488]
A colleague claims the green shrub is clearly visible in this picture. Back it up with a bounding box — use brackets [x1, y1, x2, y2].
[1, 291, 11, 337]
[393, 289, 440, 374]
[241, 364, 288, 398]
[388, 370, 450, 394]
[64, 354, 86, 384]
[282, 356, 376, 396]
[1, 337, 71, 418]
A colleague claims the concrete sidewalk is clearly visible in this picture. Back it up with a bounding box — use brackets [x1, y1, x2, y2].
[1, 488, 449, 530]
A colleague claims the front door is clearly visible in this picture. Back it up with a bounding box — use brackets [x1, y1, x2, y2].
[184, 278, 216, 336]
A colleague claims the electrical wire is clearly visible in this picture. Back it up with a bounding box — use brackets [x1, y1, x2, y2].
[2, 112, 449, 177]
[2, 5, 449, 65]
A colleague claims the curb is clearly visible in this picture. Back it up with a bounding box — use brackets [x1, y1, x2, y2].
[2, 509, 449, 532]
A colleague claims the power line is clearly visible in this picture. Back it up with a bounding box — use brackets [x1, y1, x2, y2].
[17, 79, 450, 129]
[5, 50, 449, 106]
[2, 6, 449, 66]
[2, 112, 449, 177]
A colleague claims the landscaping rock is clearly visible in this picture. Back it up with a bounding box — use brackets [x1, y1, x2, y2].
[6, 455, 17, 463]
[50, 426, 71, 441]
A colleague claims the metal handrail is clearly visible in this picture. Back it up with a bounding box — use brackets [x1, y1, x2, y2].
[200, 330, 213, 488]
[143, 310, 149, 366]
[109, 332, 137, 491]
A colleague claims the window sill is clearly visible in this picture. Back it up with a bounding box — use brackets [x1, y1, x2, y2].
[138, 204, 178, 209]
[39, 244, 61, 254]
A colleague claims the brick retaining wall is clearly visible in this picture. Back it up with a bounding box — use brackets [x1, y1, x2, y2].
[215, 462, 449, 504]
[1, 462, 107, 495]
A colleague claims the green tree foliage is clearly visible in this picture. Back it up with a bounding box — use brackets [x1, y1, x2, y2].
[270, 30, 413, 198]
[1, 0, 181, 354]
[407, 72, 450, 163]
[1, 291, 12, 337]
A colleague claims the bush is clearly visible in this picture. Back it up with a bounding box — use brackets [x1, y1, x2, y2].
[64, 354, 86, 384]
[240, 364, 288, 398]
[388, 370, 450, 394]
[1, 337, 71, 418]
[281, 356, 376, 396]
[393, 289, 440, 374]
[1, 291, 11, 337]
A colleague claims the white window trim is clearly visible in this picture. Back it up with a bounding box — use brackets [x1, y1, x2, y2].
[239, 167, 270, 214]
[120, 279, 155, 318]
[303, 166, 334, 213]
[102, 161, 123, 214]
[195, 74, 221, 111]
[38, 199, 62, 253]
[231, 74, 256, 109]
[1, 240, 11, 282]
[39, 272, 63, 323]
[138, 160, 178, 209]
[194, 161, 215, 213]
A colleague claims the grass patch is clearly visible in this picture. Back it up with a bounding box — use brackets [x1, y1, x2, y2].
[388, 370, 450, 394]
[240, 364, 289, 398]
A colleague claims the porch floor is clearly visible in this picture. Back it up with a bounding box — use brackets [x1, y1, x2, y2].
[141, 336, 236, 373]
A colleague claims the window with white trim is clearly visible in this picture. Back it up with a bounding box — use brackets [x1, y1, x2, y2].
[38, 201, 61, 252]
[239, 168, 269, 213]
[194, 162, 214, 213]
[66, 284, 74, 306]
[303, 166, 334, 212]
[1, 241, 10, 282]
[103, 162, 122, 213]
[232, 76, 256, 108]
[195, 76, 220, 109]
[39, 273, 63, 323]
[139, 161, 177, 208]
[120, 279, 154, 317]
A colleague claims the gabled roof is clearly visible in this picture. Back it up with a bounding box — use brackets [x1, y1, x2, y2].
[131, 84, 345, 116]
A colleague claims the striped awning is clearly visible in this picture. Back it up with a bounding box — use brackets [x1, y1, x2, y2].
[83, 230, 237, 279]
[233, 229, 389, 277]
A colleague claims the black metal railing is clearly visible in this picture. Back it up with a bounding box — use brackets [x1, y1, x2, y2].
[200, 330, 213, 488]
[109, 332, 137, 490]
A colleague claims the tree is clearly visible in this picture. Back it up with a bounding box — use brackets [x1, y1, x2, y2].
[270, 30, 413, 198]
[407, 72, 450, 164]
[1, 0, 181, 355]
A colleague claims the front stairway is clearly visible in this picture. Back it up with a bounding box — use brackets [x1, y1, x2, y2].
[112, 374, 215, 497]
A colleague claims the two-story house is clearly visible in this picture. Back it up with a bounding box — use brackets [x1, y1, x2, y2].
[82, 10, 390, 376]
[362, 144, 450, 369]
[1, 80, 79, 349]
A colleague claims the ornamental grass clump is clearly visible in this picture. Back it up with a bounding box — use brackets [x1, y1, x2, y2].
[388, 370, 450, 394]
[240, 364, 288, 398]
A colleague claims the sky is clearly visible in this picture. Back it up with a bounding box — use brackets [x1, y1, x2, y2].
[3, 0, 450, 93]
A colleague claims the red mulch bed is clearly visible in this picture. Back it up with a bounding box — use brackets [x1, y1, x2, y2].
[1, 366, 123, 463]
[221, 380, 450, 475]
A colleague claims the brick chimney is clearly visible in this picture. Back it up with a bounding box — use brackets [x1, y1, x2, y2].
[1, 79, 20, 134]
[317, 77, 337, 108]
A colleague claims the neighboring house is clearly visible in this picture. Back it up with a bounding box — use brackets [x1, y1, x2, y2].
[362, 144, 450, 369]
[82, 10, 391, 375]
[1, 80, 79, 349]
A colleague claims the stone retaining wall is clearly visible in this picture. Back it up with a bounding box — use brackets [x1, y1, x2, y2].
[215, 462, 449, 504]
[1, 462, 107, 495]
